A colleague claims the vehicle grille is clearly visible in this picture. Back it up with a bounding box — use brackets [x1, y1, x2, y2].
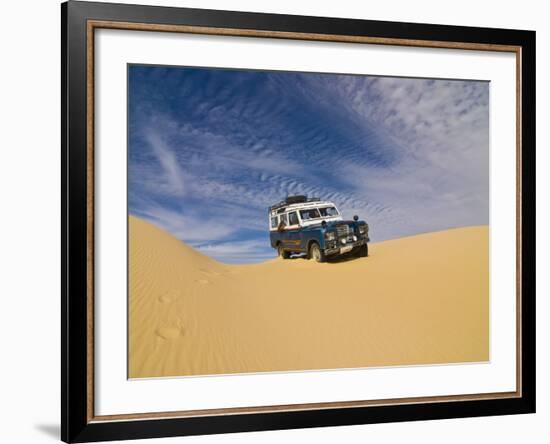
[336, 224, 350, 238]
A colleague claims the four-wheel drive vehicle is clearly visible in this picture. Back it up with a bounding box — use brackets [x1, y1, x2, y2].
[269, 195, 369, 262]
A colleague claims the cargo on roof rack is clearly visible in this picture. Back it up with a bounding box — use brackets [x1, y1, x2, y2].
[285, 195, 307, 204]
[268, 195, 321, 212]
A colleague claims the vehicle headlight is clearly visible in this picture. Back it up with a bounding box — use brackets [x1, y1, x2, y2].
[341, 238, 347, 245]
[325, 232, 336, 241]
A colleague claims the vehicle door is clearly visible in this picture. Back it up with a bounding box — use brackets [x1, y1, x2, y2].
[276, 213, 290, 247]
[285, 211, 302, 251]
[269, 214, 280, 247]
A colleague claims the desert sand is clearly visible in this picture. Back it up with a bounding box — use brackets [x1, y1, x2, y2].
[128, 216, 489, 378]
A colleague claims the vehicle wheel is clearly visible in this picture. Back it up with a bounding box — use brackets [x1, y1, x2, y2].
[309, 242, 326, 263]
[278, 245, 290, 259]
[358, 243, 369, 257]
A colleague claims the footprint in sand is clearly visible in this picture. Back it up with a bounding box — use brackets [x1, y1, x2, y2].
[155, 326, 185, 340]
[158, 293, 173, 303]
[199, 268, 221, 276]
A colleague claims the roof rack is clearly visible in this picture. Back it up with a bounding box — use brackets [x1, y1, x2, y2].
[268, 195, 321, 212]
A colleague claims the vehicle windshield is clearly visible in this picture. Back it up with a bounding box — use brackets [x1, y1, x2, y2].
[319, 206, 339, 217]
[299, 208, 321, 221]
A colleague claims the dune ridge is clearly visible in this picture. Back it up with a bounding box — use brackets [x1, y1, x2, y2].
[129, 216, 489, 378]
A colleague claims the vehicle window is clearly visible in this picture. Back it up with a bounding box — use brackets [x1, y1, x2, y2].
[270, 216, 277, 228]
[299, 208, 321, 220]
[279, 213, 288, 226]
[288, 211, 299, 226]
[319, 206, 339, 217]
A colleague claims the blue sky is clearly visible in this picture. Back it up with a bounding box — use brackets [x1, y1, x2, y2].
[128, 65, 489, 263]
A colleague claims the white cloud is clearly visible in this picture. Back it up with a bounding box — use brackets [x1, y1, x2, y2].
[142, 131, 187, 197]
[304, 75, 490, 240]
[133, 203, 237, 243]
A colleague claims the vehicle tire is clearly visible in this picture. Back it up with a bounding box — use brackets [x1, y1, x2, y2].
[357, 243, 369, 257]
[309, 242, 326, 263]
[278, 244, 290, 259]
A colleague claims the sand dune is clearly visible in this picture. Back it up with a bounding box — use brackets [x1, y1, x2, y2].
[128, 216, 489, 378]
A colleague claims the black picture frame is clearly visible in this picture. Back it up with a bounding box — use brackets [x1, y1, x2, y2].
[62, 1, 536, 442]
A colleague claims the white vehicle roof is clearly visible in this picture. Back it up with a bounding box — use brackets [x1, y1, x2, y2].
[268, 201, 338, 217]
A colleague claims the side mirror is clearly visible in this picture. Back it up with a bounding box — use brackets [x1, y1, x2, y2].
[321, 220, 327, 228]
[353, 215, 359, 221]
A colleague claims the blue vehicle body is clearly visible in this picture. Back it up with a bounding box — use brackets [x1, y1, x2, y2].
[268, 196, 369, 261]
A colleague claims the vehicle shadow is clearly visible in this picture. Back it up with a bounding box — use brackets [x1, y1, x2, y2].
[287, 252, 366, 264]
[325, 253, 367, 264]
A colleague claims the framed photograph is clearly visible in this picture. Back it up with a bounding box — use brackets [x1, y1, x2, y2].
[62, 1, 536, 442]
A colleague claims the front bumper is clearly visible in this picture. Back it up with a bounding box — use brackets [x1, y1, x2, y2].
[325, 237, 367, 256]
